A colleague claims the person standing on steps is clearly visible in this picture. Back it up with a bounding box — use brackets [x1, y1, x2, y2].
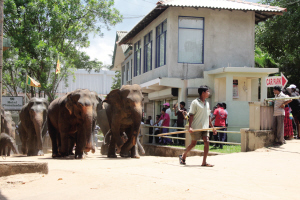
[174, 101, 187, 146]
[179, 85, 216, 166]
[211, 103, 227, 149]
[273, 86, 292, 145]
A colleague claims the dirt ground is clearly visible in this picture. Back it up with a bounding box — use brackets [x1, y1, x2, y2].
[1, 140, 300, 200]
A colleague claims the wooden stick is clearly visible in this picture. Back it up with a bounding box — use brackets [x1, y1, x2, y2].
[156, 127, 225, 136]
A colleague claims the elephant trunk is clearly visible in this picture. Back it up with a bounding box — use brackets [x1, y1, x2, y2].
[82, 106, 94, 152]
[31, 111, 44, 151]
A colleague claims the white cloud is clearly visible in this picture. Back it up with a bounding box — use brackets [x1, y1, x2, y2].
[82, 35, 115, 65]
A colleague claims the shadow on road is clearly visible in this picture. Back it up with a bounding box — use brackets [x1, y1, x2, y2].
[268, 147, 300, 155]
[0, 190, 8, 200]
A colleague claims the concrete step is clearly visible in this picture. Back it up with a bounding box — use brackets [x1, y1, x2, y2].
[0, 161, 48, 177]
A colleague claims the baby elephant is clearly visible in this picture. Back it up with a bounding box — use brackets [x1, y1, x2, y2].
[0, 133, 19, 156]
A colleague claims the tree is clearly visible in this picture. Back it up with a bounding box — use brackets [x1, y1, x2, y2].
[111, 70, 121, 90]
[3, 0, 122, 101]
[254, 46, 278, 68]
[256, 0, 300, 87]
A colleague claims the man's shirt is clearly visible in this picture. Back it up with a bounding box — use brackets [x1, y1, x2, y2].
[189, 98, 210, 130]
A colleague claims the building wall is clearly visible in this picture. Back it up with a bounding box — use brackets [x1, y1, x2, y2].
[168, 7, 255, 79]
[56, 69, 115, 97]
[129, 7, 255, 85]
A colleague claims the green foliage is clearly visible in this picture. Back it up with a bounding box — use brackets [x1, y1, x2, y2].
[256, 0, 300, 87]
[3, 0, 122, 101]
[111, 70, 121, 90]
[255, 46, 278, 68]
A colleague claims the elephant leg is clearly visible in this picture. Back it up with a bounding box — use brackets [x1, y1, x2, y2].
[48, 120, 60, 158]
[130, 145, 140, 159]
[100, 143, 108, 155]
[19, 125, 28, 155]
[75, 131, 86, 159]
[27, 133, 37, 156]
[107, 136, 117, 158]
[60, 134, 69, 157]
[68, 137, 75, 156]
[7, 146, 11, 156]
[121, 129, 139, 155]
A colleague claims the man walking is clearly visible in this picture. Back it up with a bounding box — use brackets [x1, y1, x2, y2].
[179, 85, 216, 166]
[273, 86, 291, 145]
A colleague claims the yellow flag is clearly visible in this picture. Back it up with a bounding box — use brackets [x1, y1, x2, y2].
[26, 75, 41, 87]
[56, 58, 61, 74]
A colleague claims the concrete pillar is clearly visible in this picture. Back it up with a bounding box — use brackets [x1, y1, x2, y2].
[178, 80, 187, 103]
[140, 124, 148, 145]
[226, 74, 233, 101]
[248, 102, 261, 130]
[260, 76, 267, 102]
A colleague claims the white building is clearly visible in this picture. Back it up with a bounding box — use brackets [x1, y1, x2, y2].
[112, 0, 286, 142]
[56, 68, 116, 99]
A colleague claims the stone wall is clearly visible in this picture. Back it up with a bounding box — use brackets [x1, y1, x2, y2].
[142, 144, 221, 157]
[241, 128, 274, 152]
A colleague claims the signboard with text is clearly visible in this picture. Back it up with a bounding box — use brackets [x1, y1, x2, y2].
[2, 96, 23, 110]
[266, 73, 288, 88]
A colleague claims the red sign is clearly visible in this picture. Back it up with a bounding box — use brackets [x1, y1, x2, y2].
[266, 73, 288, 88]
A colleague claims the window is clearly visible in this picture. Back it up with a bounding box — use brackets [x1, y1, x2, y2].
[144, 31, 152, 73]
[130, 59, 133, 80]
[122, 65, 126, 85]
[178, 17, 204, 64]
[156, 20, 167, 68]
[126, 62, 129, 82]
[134, 41, 141, 77]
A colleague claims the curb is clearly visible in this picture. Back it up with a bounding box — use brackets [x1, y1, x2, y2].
[143, 144, 223, 157]
[0, 162, 48, 177]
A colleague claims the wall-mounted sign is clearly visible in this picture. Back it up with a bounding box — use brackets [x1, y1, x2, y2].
[233, 79, 239, 98]
[266, 73, 288, 88]
[2, 96, 23, 110]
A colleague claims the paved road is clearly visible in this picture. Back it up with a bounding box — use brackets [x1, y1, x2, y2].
[1, 140, 300, 200]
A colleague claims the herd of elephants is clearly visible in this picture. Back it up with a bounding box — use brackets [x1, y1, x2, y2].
[0, 84, 145, 159]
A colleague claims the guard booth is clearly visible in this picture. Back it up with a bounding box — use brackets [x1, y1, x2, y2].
[207, 67, 278, 143]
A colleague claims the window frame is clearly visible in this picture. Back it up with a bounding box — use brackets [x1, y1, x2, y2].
[134, 41, 141, 77]
[178, 16, 205, 64]
[144, 31, 153, 73]
[156, 19, 167, 68]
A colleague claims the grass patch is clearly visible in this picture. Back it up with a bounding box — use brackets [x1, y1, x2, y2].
[163, 143, 241, 154]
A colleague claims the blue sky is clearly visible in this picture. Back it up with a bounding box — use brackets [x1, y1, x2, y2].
[83, 0, 260, 66]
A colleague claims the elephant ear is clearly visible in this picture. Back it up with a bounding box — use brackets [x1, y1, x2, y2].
[65, 93, 75, 115]
[103, 89, 122, 109]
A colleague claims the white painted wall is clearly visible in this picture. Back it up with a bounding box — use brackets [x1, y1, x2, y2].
[128, 7, 255, 85]
[56, 69, 115, 97]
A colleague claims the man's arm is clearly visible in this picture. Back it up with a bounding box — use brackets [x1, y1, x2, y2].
[211, 115, 215, 122]
[188, 114, 194, 133]
[209, 116, 217, 135]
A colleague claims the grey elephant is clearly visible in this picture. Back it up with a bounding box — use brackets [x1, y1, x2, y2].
[0, 133, 19, 156]
[48, 89, 100, 159]
[19, 98, 48, 156]
[0, 109, 17, 156]
[99, 84, 144, 158]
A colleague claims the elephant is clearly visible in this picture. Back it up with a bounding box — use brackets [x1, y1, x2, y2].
[100, 84, 144, 158]
[19, 98, 49, 156]
[0, 111, 16, 156]
[0, 133, 19, 156]
[47, 89, 100, 159]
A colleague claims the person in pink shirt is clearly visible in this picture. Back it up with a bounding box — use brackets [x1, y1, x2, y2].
[153, 108, 171, 144]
